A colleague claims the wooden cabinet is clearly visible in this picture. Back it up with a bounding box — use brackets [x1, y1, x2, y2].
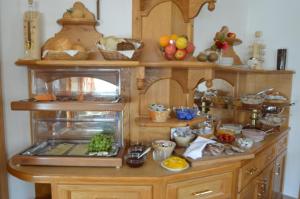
[0, 76, 8, 199]
[53, 184, 152, 199]
[166, 172, 233, 199]
[255, 162, 274, 199]
[238, 162, 274, 199]
[238, 134, 288, 199]
[238, 144, 276, 191]
[272, 151, 286, 194]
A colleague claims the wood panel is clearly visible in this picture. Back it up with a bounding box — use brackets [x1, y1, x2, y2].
[166, 172, 233, 199]
[53, 184, 152, 199]
[11, 100, 126, 112]
[0, 68, 8, 199]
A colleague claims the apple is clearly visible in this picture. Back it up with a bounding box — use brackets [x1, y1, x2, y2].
[164, 52, 174, 60]
[227, 32, 236, 39]
[186, 42, 195, 54]
[164, 44, 176, 56]
[175, 49, 187, 60]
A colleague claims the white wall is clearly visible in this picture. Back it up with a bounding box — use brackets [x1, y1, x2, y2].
[0, 0, 131, 199]
[194, 0, 249, 62]
[246, 0, 300, 197]
[0, 0, 299, 198]
[0, 0, 35, 198]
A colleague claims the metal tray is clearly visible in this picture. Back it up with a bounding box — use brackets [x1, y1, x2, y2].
[20, 139, 120, 157]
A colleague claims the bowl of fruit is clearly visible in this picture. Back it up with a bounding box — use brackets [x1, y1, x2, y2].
[159, 34, 195, 60]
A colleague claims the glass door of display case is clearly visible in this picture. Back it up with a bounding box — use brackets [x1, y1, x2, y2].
[11, 68, 131, 168]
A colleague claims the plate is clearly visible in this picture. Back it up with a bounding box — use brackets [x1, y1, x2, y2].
[161, 162, 189, 172]
[160, 157, 189, 172]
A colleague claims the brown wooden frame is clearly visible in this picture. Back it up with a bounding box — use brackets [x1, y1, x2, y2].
[0, 69, 8, 199]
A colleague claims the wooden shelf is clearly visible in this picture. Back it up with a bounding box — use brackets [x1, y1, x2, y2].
[15, 59, 141, 69]
[215, 65, 295, 74]
[136, 116, 206, 127]
[139, 40, 216, 68]
[11, 100, 126, 112]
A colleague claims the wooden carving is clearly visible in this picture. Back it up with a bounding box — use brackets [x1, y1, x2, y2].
[140, 0, 216, 22]
[42, 2, 103, 60]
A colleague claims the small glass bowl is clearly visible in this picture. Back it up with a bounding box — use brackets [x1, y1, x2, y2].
[125, 153, 146, 168]
[175, 107, 198, 120]
[127, 144, 146, 154]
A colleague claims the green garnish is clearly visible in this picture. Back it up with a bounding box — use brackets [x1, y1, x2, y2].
[88, 133, 113, 152]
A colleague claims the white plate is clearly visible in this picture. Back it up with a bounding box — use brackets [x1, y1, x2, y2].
[160, 162, 189, 172]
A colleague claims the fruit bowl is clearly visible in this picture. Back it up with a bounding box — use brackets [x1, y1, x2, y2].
[159, 34, 195, 61]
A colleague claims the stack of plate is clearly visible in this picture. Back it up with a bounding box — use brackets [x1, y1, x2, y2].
[242, 129, 266, 142]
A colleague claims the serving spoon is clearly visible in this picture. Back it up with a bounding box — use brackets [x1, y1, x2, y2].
[137, 147, 151, 159]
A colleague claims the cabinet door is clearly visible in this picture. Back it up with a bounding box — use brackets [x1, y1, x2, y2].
[239, 163, 274, 199]
[53, 184, 152, 199]
[166, 172, 233, 199]
[272, 151, 286, 194]
[255, 163, 274, 199]
[238, 179, 257, 199]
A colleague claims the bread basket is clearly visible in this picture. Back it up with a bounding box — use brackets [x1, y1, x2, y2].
[97, 39, 144, 61]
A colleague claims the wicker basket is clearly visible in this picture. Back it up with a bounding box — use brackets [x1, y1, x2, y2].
[98, 39, 144, 61]
[149, 109, 171, 122]
[43, 50, 88, 60]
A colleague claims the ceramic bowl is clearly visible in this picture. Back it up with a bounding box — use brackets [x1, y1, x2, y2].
[173, 133, 195, 147]
[175, 107, 198, 120]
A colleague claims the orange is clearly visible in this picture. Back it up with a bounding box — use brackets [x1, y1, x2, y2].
[170, 34, 178, 41]
[159, 35, 170, 47]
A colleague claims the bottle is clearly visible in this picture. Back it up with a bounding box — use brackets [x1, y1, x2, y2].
[23, 0, 41, 60]
[248, 31, 265, 69]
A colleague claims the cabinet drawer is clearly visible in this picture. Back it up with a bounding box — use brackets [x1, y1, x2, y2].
[237, 179, 256, 199]
[276, 135, 288, 155]
[166, 172, 233, 199]
[257, 145, 276, 170]
[239, 159, 259, 191]
[239, 144, 276, 191]
[54, 184, 152, 199]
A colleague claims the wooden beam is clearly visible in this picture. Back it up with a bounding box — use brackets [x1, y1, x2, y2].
[0, 68, 8, 199]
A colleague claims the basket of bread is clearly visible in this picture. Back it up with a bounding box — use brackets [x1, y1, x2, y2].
[97, 36, 143, 60]
[42, 36, 88, 60]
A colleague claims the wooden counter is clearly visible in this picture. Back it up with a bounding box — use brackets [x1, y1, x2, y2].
[8, 130, 288, 199]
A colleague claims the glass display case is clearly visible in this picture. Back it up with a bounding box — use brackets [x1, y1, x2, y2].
[11, 68, 130, 168]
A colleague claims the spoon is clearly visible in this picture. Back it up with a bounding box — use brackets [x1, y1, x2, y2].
[256, 88, 273, 96]
[137, 147, 151, 159]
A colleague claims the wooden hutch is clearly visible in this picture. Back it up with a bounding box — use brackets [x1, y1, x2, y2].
[8, 0, 294, 199]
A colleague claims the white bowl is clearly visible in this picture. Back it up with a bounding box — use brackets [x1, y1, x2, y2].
[174, 134, 195, 147]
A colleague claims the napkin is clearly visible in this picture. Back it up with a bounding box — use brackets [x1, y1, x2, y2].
[183, 136, 216, 160]
[42, 50, 80, 58]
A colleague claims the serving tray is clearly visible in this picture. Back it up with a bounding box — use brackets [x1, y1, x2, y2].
[12, 139, 124, 168]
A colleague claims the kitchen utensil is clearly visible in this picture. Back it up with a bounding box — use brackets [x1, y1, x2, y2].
[137, 147, 151, 159]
